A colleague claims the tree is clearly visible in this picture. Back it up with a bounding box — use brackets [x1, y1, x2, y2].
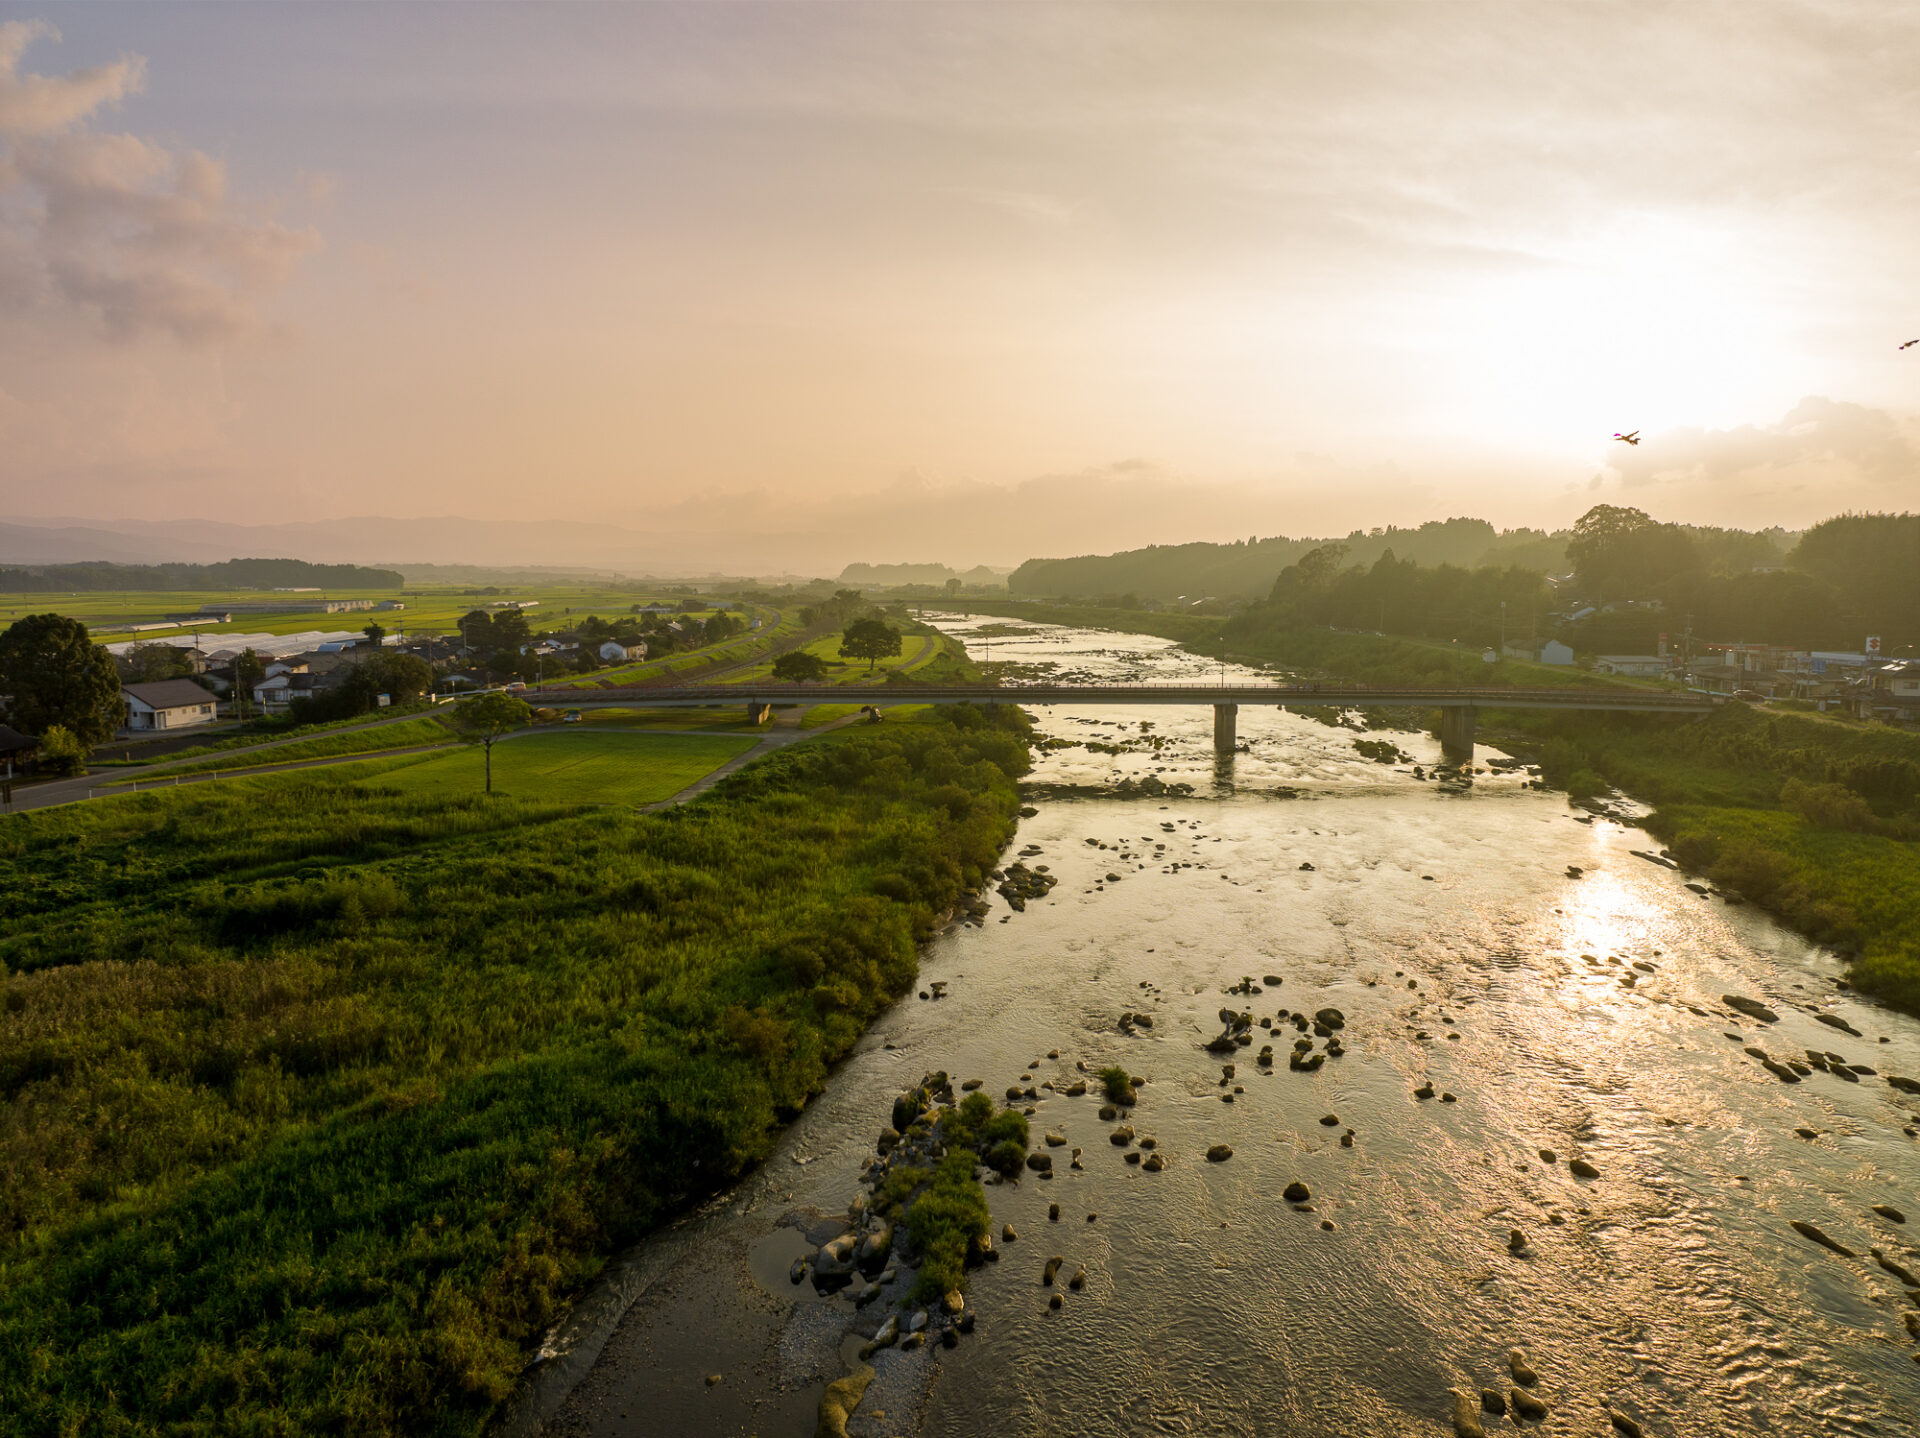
[124, 641, 191, 683]
[944, 577, 963, 596]
[35, 725, 89, 777]
[449, 692, 531, 794]
[0, 613, 123, 743]
[772, 650, 830, 683]
[363, 622, 386, 649]
[1566, 504, 1697, 601]
[490, 608, 532, 649]
[458, 609, 494, 652]
[234, 649, 266, 721]
[840, 617, 903, 673]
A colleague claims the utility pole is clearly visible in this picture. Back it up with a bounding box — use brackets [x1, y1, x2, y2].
[1499, 600, 1507, 652]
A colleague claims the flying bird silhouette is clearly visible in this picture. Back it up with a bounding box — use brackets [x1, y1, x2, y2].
[1612, 431, 1640, 445]
[1901, 339, 1918, 350]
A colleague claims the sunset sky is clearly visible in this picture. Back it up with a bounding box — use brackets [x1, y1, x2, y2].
[2, 2, 1917, 572]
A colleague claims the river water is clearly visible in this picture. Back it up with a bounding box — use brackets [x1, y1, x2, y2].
[545, 616, 1920, 1438]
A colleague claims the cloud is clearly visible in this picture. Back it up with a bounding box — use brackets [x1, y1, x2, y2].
[1607, 396, 1920, 490]
[0, 21, 319, 344]
[0, 19, 143, 136]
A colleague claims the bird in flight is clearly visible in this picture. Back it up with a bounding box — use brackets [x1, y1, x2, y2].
[1901, 339, 1918, 350]
[1613, 431, 1640, 445]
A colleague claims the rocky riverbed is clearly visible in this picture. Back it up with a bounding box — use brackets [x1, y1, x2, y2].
[540, 615, 1920, 1438]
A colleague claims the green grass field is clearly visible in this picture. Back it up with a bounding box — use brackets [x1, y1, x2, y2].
[358, 731, 757, 805]
[116, 714, 460, 781]
[0, 706, 1034, 1436]
[568, 706, 765, 731]
[0, 586, 781, 645]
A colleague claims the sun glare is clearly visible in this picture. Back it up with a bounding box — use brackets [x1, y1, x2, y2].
[1425, 215, 1795, 449]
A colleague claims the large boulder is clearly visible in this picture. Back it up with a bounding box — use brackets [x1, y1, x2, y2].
[817, 1366, 875, 1438]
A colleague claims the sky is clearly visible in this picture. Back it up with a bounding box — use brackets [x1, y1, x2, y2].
[1, 1, 1917, 574]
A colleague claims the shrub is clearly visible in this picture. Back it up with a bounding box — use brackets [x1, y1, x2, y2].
[1099, 1065, 1133, 1103]
[34, 724, 88, 777]
[1781, 778, 1876, 833]
[984, 1138, 1026, 1176]
[904, 1151, 990, 1301]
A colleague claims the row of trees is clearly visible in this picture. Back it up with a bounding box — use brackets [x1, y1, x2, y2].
[1236, 545, 1554, 648]
[1567, 506, 1916, 646]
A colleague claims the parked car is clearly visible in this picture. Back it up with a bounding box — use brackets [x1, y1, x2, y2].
[1731, 689, 1766, 702]
[563, 710, 582, 723]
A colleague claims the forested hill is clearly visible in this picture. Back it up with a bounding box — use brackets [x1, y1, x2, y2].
[1008, 518, 1569, 601]
[0, 559, 405, 592]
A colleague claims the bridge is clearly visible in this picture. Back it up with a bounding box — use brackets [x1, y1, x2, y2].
[518, 681, 1716, 762]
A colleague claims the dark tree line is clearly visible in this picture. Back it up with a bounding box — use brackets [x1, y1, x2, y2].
[0, 559, 402, 591]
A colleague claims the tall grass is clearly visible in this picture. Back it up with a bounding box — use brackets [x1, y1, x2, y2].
[0, 704, 1032, 1436]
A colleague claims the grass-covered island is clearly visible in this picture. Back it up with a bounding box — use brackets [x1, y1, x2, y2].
[0, 704, 1032, 1436]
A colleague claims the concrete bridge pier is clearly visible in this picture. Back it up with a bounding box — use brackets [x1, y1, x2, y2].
[1213, 703, 1238, 756]
[1438, 705, 1477, 763]
[746, 701, 774, 725]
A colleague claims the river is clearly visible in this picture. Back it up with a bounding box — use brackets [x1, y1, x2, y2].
[541, 615, 1920, 1438]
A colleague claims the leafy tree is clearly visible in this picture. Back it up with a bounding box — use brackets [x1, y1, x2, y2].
[1566, 504, 1697, 601]
[233, 649, 266, 721]
[490, 609, 533, 649]
[449, 692, 531, 793]
[840, 617, 903, 673]
[0, 613, 122, 743]
[363, 622, 386, 649]
[458, 609, 494, 651]
[944, 577, 962, 596]
[34, 724, 89, 777]
[124, 641, 192, 683]
[772, 650, 829, 683]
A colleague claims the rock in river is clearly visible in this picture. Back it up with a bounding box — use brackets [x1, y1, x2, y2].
[1207, 1144, 1233, 1162]
[1026, 1153, 1052, 1173]
[1284, 1180, 1311, 1203]
[1507, 1350, 1539, 1387]
[1568, 1158, 1600, 1179]
[1449, 1388, 1487, 1438]
[1509, 1388, 1549, 1421]
[1724, 994, 1780, 1023]
[1790, 1220, 1856, 1257]
[816, 1365, 875, 1438]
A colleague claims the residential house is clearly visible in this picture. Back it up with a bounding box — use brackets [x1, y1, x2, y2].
[1858, 661, 1920, 722]
[1593, 655, 1670, 678]
[599, 639, 647, 662]
[123, 679, 220, 731]
[1501, 640, 1575, 666]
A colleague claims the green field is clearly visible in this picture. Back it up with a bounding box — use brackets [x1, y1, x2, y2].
[0, 705, 1032, 1436]
[568, 706, 766, 731]
[0, 586, 781, 646]
[116, 714, 460, 780]
[357, 730, 757, 805]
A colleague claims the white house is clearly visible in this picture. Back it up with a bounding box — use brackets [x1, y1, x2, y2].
[123, 679, 220, 731]
[1594, 655, 1670, 678]
[599, 640, 647, 661]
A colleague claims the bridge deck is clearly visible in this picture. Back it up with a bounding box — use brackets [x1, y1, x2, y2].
[520, 682, 1714, 714]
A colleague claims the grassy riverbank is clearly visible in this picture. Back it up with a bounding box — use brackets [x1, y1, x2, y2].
[0, 705, 1032, 1436]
